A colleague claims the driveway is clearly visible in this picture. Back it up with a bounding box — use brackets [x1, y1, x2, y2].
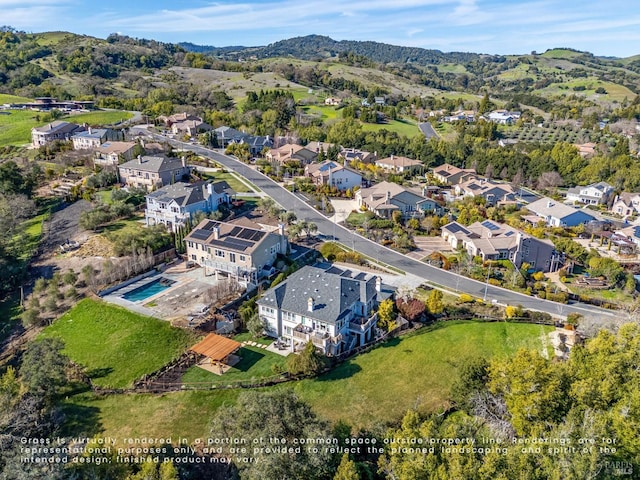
[329, 199, 358, 223]
[407, 237, 452, 260]
[418, 122, 439, 139]
[147, 132, 622, 322]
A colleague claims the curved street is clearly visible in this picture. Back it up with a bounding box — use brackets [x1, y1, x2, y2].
[147, 131, 619, 322]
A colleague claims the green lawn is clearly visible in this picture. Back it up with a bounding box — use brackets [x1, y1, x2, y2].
[181, 345, 286, 385]
[18, 212, 47, 260]
[302, 105, 341, 120]
[0, 94, 33, 104]
[199, 170, 253, 193]
[293, 321, 553, 428]
[0, 109, 44, 146]
[0, 108, 133, 146]
[55, 320, 552, 440]
[41, 298, 196, 388]
[0, 293, 22, 344]
[65, 110, 133, 126]
[59, 390, 239, 441]
[361, 118, 420, 137]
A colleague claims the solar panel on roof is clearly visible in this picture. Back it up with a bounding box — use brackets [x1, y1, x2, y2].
[203, 220, 220, 231]
[223, 237, 253, 251]
[481, 220, 500, 231]
[228, 226, 242, 237]
[190, 229, 211, 240]
[250, 230, 265, 241]
[504, 231, 515, 237]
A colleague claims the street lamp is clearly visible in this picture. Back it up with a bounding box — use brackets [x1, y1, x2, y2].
[483, 261, 492, 301]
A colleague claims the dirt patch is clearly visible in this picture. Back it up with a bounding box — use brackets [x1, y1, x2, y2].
[72, 235, 115, 258]
[41, 200, 94, 255]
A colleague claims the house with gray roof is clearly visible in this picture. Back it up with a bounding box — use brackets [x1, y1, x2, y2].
[145, 181, 235, 232]
[118, 155, 191, 191]
[71, 127, 123, 150]
[441, 220, 561, 271]
[257, 265, 394, 355]
[31, 121, 85, 147]
[525, 197, 596, 227]
[356, 181, 431, 218]
[565, 181, 614, 205]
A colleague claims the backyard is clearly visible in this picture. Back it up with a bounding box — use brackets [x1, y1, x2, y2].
[41, 298, 196, 388]
[55, 320, 553, 440]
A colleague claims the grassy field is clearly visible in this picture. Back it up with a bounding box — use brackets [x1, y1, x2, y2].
[302, 105, 342, 121]
[66, 110, 133, 126]
[0, 293, 22, 344]
[199, 170, 253, 193]
[0, 109, 44, 146]
[0, 109, 132, 146]
[56, 320, 552, 440]
[0, 94, 33, 104]
[293, 321, 553, 428]
[181, 345, 286, 385]
[361, 118, 420, 137]
[60, 390, 239, 441]
[41, 298, 196, 388]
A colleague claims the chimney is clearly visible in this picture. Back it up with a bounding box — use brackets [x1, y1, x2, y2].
[386, 191, 391, 201]
[88, 127, 92, 135]
[137, 155, 143, 164]
[391, 154, 394, 162]
[375, 276, 382, 293]
[181, 156, 187, 168]
[307, 297, 315, 312]
[206, 183, 213, 196]
[278, 223, 285, 237]
[290, 147, 294, 156]
[547, 200, 553, 208]
[212, 225, 220, 240]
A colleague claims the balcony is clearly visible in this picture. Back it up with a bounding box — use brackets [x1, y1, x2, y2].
[203, 258, 256, 279]
[292, 325, 337, 350]
[349, 313, 377, 333]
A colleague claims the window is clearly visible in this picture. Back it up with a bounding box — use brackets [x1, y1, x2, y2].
[229, 253, 236, 263]
[215, 249, 225, 258]
[239, 255, 246, 262]
[187, 241, 193, 248]
[190, 254, 196, 260]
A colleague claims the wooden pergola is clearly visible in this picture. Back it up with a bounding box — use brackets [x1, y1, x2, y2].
[190, 333, 242, 374]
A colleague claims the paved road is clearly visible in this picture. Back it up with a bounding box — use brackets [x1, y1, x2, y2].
[146, 131, 619, 321]
[418, 122, 439, 139]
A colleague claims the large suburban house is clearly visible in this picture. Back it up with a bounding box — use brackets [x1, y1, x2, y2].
[118, 155, 191, 191]
[94, 141, 136, 168]
[442, 220, 561, 272]
[356, 181, 432, 218]
[454, 178, 517, 205]
[525, 197, 596, 227]
[265, 143, 318, 166]
[71, 128, 122, 150]
[610, 192, 640, 217]
[339, 148, 377, 165]
[171, 119, 212, 137]
[184, 218, 287, 285]
[257, 265, 394, 355]
[432, 163, 477, 185]
[145, 181, 234, 231]
[213, 126, 247, 147]
[374, 155, 422, 174]
[157, 112, 201, 127]
[485, 110, 521, 125]
[304, 160, 362, 191]
[31, 121, 85, 147]
[565, 181, 614, 205]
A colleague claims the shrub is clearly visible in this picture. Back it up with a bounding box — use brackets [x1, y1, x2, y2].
[33, 277, 48, 293]
[459, 293, 474, 303]
[505, 305, 524, 319]
[532, 271, 546, 282]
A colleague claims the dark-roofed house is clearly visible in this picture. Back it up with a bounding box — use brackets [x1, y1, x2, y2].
[184, 219, 287, 286]
[31, 121, 85, 147]
[356, 181, 430, 218]
[213, 126, 247, 147]
[71, 127, 123, 150]
[118, 155, 191, 191]
[145, 181, 235, 231]
[526, 197, 596, 227]
[442, 220, 561, 272]
[257, 265, 394, 355]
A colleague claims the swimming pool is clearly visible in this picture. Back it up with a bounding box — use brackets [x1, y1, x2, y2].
[122, 278, 175, 302]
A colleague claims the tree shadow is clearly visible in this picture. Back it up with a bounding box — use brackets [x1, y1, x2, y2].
[315, 362, 362, 382]
[86, 367, 114, 379]
[233, 348, 265, 372]
[57, 401, 103, 438]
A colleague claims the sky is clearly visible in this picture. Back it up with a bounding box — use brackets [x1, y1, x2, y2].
[2, 0, 640, 57]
